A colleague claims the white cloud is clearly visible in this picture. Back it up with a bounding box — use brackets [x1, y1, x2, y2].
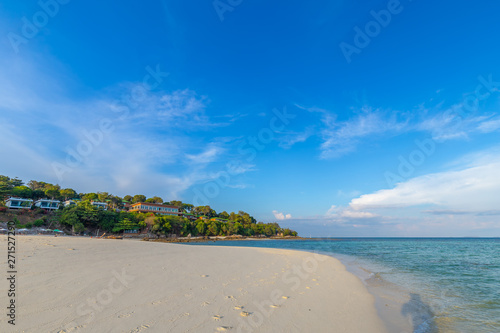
[273, 210, 292, 220]
[319, 107, 409, 158]
[185, 146, 224, 164]
[476, 117, 500, 133]
[0, 52, 256, 201]
[298, 96, 499, 159]
[340, 209, 377, 219]
[349, 150, 500, 213]
[278, 127, 314, 149]
[325, 205, 376, 219]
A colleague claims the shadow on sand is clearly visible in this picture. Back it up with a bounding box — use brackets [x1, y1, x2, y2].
[401, 293, 439, 333]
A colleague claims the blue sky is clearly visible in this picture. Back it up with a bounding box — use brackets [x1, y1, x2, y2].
[1, 0, 500, 236]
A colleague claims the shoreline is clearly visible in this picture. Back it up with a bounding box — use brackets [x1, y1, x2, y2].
[183, 239, 417, 333]
[1, 235, 387, 333]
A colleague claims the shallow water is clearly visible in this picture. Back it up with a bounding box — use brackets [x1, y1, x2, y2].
[190, 238, 500, 333]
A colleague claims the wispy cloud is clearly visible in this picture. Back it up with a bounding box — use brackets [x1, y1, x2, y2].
[349, 149, 500, 214]
[423, 209, 500, 216]
[297, 84, 499, 159]
[185, 146, 224, 164]
[0, 52, 253, 200]
[325, 205, 377, 219]
[278, 126, 315, 149]
[318, 107, 410, 158]
[476, 117, 500, 133]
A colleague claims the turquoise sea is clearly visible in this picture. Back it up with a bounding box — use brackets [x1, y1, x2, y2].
[190, 238, 500, 333]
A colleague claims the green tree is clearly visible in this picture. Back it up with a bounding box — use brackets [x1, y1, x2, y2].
[112, 218, 139, 233]
[146, 196, 163, 203]
[196, 221, 206, 235]
[97, 192, 110, 202]
[0, 178, 10, 200]
[73, 222, 85, 233]
[169, 200, 182, 207]
[7, 177, 23, 188]
[0, 176, 24, 200]
[45, 186, 61, 199]
[123, 195, 133, 203]
[132, 195, 146, 203]
[82, 193, 98, 201]
[11, 186, 33, 198]
[182, 203, 194, 213]
[218, 211, 230, 219]
[109, 196, 123, 209]
[32, 189, 46, 200]
[27, 180, 49, 190]
[76, 200, 100, 227]
[98, 210, 119, 232]
[206, 222, 219, 236]
[152, 216, 175, 235]
[60, 188, 77, 200]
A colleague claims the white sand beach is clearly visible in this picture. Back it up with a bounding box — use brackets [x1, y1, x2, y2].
[0, 236, 387, 333]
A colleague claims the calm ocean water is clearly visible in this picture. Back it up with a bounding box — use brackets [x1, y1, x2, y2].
[190, 238, 500, 333]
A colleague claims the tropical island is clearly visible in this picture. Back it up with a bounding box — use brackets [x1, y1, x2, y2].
[0, 175, 298, 239]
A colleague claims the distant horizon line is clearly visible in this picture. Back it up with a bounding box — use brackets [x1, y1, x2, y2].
[301, 236, 500, 239]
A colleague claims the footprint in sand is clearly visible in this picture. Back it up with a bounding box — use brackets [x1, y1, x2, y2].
[118, 312, 134, 318]
[240, 311, 251, 317]
[152, 300, 163, 305]
[225, 295, 235, 300]
[234, 306, 244, 310]
[57, 324, 86, 333]
[216, 327, 232, 332]
[269, 304, 280, 308]
[282, 296, 290, 299]
[201, 275, 209, 278]
[305, 286, 311, 289]
[212, 315, 223, 321]
[201, 301, 210, 307]
[129, 325, 150, 333]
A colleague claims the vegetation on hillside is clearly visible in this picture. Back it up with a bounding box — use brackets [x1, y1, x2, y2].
[0, 175, 298, 237]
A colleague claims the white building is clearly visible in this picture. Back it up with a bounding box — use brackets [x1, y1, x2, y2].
[63, 200, 77, 207]
[34, 199, 60, 210]
[6, 197, 33, 209]
[91, 201, 108, 210]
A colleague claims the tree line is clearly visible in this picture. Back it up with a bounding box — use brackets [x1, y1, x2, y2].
[0, 175, 298, 237]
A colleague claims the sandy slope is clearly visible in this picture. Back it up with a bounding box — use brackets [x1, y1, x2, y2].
[0, 236, 387, 333]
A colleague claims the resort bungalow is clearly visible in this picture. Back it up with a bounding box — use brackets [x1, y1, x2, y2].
[63, 200, 77, 207]
[91, 201, 108, 210]
[128, 202, 181, 216]
[6, 197, 33, 209]
[182, 213, 198, 221]
[34, 199, 61, 210]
